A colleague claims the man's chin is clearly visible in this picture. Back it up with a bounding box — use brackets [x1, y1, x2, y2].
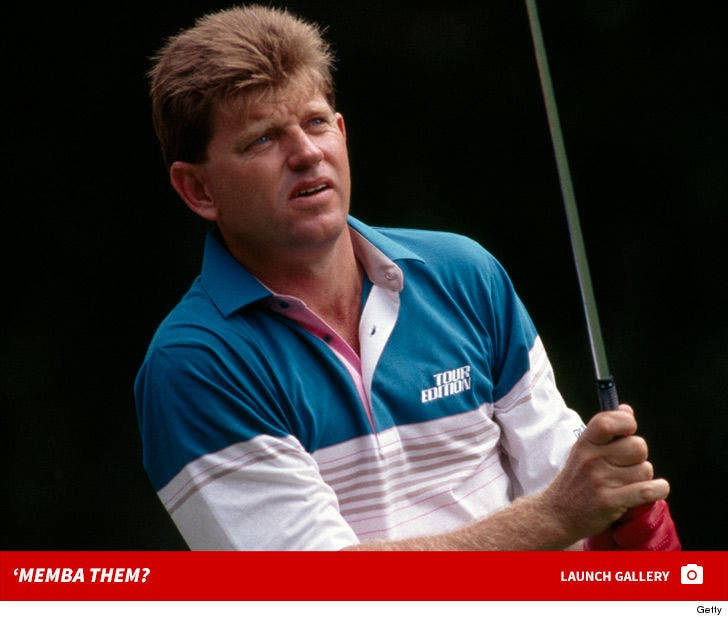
[284, 209, 348, 248]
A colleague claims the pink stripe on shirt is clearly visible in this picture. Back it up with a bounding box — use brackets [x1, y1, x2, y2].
[265, 295, 376, 434]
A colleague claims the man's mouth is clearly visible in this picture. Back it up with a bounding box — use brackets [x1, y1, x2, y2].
[290, 179, 332, 200]
[296, 183, 328, 197]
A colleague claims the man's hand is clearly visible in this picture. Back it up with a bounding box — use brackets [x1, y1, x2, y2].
[539, 404, 670, 543]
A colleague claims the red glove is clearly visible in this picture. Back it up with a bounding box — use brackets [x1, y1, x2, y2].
[584, 500, 681, 550]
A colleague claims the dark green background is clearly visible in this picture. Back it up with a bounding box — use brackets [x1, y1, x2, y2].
[4, 1, 726, 549]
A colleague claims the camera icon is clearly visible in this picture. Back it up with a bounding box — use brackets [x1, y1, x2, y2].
[680, 564, 703, 584]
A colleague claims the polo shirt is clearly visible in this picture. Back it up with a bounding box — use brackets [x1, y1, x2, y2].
[134, 216, 585, 549]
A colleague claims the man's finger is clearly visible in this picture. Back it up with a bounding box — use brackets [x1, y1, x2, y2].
[609, 478, 670, 510]
[582, 410, 637, 445]
[601, 461, 654, 487]
[599, 435, 649, 467]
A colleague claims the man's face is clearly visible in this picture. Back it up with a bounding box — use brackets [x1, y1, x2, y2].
[199, 87, 351, 263]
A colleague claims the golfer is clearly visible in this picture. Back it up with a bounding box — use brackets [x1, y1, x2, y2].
[135, 5, 679, 550]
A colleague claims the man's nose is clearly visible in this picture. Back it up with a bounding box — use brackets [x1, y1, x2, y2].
[286, 128, 324, 170]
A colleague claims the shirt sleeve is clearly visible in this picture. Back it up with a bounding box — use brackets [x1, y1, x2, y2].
[486, 260, 586, 498]
[135, 342, 359, 550]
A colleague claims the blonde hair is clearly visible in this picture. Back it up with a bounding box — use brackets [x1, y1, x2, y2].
[149, 5, 335, 167]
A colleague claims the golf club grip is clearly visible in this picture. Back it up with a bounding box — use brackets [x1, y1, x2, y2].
[597, 377, 619, 411]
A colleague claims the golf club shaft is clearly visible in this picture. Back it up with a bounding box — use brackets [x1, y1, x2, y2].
[524, 0, 619, 411]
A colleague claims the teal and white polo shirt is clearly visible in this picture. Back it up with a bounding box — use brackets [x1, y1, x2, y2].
[134, 216, 585, 549]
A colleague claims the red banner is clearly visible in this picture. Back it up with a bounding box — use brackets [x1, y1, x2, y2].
[1, 551, 726, 601]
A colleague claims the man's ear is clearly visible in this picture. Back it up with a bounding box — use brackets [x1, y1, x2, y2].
[169, 161, 217, 222]
[335, 112, 346, 140]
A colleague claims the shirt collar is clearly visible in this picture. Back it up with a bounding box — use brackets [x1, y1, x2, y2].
[347, 216, 424, 263]
[201, 216, 425, 318]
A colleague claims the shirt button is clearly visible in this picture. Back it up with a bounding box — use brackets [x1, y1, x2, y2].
[278, 301, 290, 309]
[370, 326, 377, 336]
[384, 271, 395, 280]
[323, 334, 332, 343]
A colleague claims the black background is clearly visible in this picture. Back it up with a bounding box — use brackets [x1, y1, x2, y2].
[4, 1, 726, 550]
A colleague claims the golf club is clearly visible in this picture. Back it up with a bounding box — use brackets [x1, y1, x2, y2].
[525, 0, 620, 412]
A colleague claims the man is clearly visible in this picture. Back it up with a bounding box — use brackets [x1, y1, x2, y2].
[135, 5, 678, 550]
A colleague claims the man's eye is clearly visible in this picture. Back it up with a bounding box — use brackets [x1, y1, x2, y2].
[242, 134, 272, 152]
